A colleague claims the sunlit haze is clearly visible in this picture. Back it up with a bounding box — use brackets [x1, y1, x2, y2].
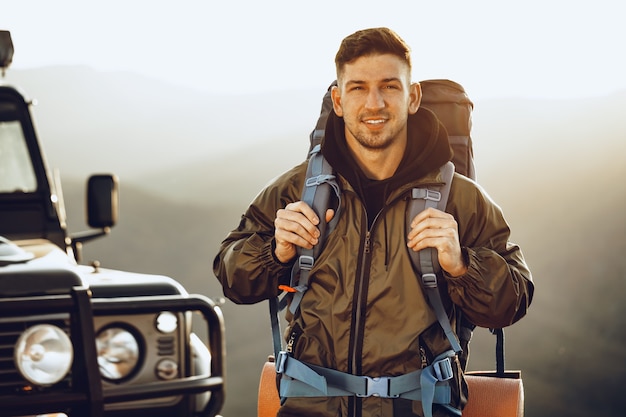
[2, 0, 624, 100]
[2, 3, 625, 417]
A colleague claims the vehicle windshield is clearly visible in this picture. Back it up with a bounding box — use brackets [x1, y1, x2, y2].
[0, 116, 37, 193]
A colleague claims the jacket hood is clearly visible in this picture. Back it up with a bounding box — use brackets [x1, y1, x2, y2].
[321, 106, 453, 199]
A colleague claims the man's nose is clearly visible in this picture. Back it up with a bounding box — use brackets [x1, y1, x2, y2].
[364, 89, 385, 110]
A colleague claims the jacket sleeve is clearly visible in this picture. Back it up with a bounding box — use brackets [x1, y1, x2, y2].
[445, 175, 534, 328]
[212, 163, 304, 304]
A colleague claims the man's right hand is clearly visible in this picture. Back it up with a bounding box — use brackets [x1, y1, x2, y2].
[274, 201, 334, 264]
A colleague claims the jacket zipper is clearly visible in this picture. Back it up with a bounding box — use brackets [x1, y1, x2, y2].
[286, 330, 298, 354]
[420, 345, 429, 368]
[350, 229, 371, 375]
[347, 193, 408, 415]
[349, 228, 371, 417]
[349, 194, 402, 376]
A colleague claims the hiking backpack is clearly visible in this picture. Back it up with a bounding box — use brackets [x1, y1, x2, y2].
[286, 79, 477, 344]
[265, 80, 520, 417]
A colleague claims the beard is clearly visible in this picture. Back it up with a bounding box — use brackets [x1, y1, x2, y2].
[344, 111, 405, 151]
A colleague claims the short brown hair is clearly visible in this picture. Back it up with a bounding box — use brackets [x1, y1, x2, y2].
[335, 27, 412, 79]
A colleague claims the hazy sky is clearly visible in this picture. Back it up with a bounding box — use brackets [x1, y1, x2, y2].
[1, 0, 624, 100]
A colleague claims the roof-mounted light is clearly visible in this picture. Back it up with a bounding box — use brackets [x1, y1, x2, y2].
[0, 30, 14, 77]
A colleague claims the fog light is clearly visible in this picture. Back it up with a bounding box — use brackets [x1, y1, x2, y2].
[14, 324, 73, 386]
[156, 358, 178, 380]
[96, 326, 140, 381]
[155, 312, 177, 334]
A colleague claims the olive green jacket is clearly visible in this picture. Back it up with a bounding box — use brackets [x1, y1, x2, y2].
[213, 112, 534, 417]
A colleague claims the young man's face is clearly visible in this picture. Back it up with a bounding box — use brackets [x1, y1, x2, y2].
[331, 53, 420, 151]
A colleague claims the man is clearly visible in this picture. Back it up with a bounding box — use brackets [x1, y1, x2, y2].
[213, 27, 533, 417]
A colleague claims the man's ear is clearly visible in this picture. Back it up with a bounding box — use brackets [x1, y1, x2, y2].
[408, 82, 422, 115]
[331, 85, 343, 117]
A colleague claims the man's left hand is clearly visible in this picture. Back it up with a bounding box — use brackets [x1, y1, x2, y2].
[407, 207, 468, 277]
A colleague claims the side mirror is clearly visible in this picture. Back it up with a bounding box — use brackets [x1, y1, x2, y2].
[87, 174, 119, 229]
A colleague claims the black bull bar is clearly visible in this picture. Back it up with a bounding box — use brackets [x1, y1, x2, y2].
[0, 287, 226, 417]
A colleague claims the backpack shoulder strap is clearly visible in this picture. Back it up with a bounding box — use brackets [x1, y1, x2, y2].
[407, 161, 462, 354]
[287, 145, 341, 315]
[269, 145, 341, 361]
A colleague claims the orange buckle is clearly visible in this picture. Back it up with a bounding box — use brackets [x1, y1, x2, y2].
[278, 285, 297, 293]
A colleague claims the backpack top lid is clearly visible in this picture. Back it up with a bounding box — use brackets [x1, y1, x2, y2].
[420, 79, 473, 137]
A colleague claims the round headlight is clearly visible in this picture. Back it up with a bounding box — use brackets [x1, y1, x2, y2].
[96, 326, 141, 381]
[14, 324, 73, 386]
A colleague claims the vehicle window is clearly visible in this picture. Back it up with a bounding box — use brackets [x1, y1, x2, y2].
[0, 120, 37, 193]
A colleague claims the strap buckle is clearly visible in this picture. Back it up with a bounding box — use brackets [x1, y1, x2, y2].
[357, 376, 398, 398]
[411, 188, 442, 202]
[305, 173, 336, 187]
[298, 255, 314, 271]
[276, 351, 289, 374]
[432, 357, 453, 382]
[421, 273, 437, 289]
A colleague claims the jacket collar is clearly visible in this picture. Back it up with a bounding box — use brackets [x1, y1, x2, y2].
[321, 106, 452, 202]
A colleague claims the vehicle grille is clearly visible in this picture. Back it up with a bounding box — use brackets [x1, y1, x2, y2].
[0, 315, 72, 395]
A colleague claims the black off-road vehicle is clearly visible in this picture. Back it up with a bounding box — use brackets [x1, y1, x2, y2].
[0, 30, 225, 417]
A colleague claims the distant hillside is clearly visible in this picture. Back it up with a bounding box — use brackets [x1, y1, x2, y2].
[6, 66, 321, 180]
[10, 66, 626, 417]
